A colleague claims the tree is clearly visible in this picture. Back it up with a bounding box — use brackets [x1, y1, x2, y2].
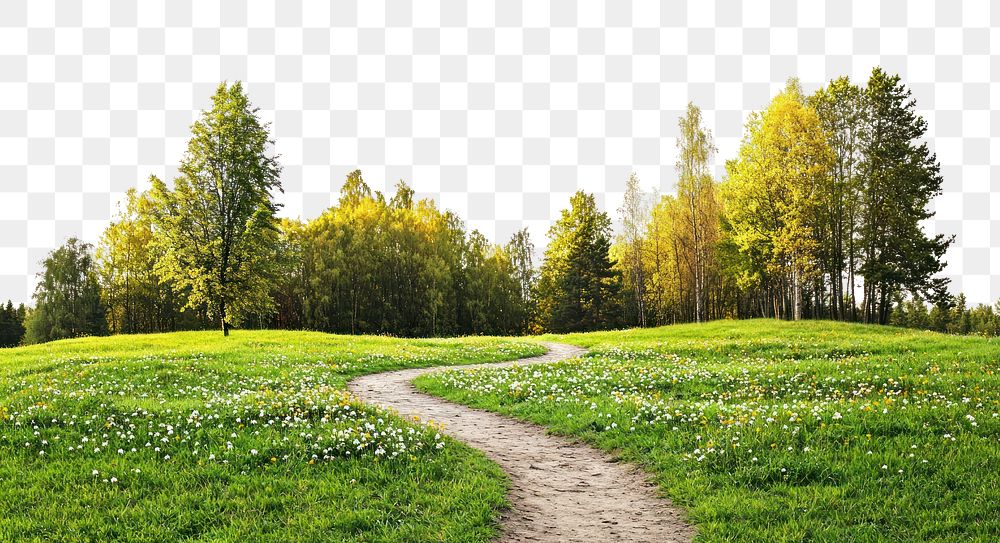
[723, 79, 834, 320]
[97, 188, 189, 334]
[23, 238, 107, 344]
[857, 68, 953, 324]
[148, 82, 283, 336]
[535, 191, 621, 332]
[643, 193, 685, 323]
[616, 173, 649, 327]
[460, 231, 525, 335]
[269, 218, 309, 330]
[0, 300, 26, 347]
[809, 77, 864, 320]
[947, 293, 972, 335]
[506, 228, 535, 313]
[928, 295, 953, 333]
[297, 172, 529, 337]
[675, 103, 719, 322]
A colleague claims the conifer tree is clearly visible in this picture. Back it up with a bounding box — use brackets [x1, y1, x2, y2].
[857, 68, 952, 324]
[535, 191, 621, 332]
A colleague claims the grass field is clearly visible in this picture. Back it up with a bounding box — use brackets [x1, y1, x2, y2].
[0, 331, 543, 542]
[416, 320, 1000, 542]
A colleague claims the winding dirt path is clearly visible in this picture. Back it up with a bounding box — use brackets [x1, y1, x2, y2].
[348, 342, 694, 543]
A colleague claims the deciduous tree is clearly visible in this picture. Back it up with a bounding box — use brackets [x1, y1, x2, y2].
[147, 82, 283, 335]
[723, 79, 834, 320]
[616, 173, 649, 327]
[23, 238, 107, 344]
[97, 188, 189, 334]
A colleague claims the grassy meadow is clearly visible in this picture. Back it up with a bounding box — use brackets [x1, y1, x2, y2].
[417, 320, 1000, 542]
[0, 331, 543, 542]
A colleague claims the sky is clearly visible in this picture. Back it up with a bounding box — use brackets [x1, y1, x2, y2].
[0, 0, 997, 305]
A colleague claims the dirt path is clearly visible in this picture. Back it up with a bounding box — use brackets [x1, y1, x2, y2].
[348, 342, 694, 543]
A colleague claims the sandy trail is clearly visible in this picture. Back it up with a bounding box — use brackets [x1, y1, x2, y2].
[348, 342, 694, 543]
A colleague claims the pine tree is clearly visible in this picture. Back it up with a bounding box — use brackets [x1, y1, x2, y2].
[535, 192, 621, 332]
[857, 68, 953, 324]
[0, 300, 26, 347]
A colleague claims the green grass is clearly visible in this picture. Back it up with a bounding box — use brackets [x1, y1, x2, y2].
[0, 330, 545, 542]
[416, 320, 1000, 542]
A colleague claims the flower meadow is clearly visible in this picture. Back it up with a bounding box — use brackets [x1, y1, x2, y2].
[0, 330, 543, 542]
[417, 320, 1000, 542]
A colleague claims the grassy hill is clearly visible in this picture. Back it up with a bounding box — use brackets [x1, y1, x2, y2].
[5, 322, 999, 542]
[0, 331, 543, 542]
[418, 320, 1000, 542]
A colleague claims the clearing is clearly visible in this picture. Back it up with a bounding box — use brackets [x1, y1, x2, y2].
[0, 331, 541, 542]
[417, 320, 1000, 542]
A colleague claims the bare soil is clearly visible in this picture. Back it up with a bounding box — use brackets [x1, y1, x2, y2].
[348, 342, 694, 543]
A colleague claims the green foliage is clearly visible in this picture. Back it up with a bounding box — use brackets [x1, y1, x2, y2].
[0, 330, 543, 542]
[23, 72, 963, 339]
[723, 79, 835, 320]
[22, 238, 107, 344]
[888, 292, 1000, 337]
[147, 82, 283, 335]
[616, 68, 954, 329]
[857, 68, 953, 323]
[0, 300, 26, 347]
[535, 191, 622, 332]
[808, 76, 864, 320]
[96, 188, 197, 334]
[288, 172, 532, 336]
[615, 172, 650, 327]
[419, 320, 1000, 542]
[636, 104, 727, 326]
[675, 103, 719, 323]
[506, 228, 536, 311]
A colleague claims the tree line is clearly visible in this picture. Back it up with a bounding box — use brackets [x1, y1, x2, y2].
[0, 69, 985, 346]
[14, 82, 534, 344]
[613, 67, 953, 329]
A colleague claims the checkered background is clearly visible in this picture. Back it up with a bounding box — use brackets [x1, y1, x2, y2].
[0, 0, 997, 305]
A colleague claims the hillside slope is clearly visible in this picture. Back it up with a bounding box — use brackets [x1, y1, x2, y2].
[418, 320, 1000, 542]
[0, 330, 542, 542]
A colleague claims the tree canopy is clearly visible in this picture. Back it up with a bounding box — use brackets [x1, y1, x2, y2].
[3, 70, 968, 343]
[23, 238, 107, 344]
[723, 79, 835, 320]
[285, 172, 531, 337]
[147, 82, 283, 335]
[535, 191, 621, 332]
[0, 300, 26, 347]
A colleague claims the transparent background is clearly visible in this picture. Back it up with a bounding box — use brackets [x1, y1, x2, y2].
[0, 0, 996, 305]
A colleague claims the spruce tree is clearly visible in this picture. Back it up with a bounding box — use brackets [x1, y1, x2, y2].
[535, 191, 621, 332]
